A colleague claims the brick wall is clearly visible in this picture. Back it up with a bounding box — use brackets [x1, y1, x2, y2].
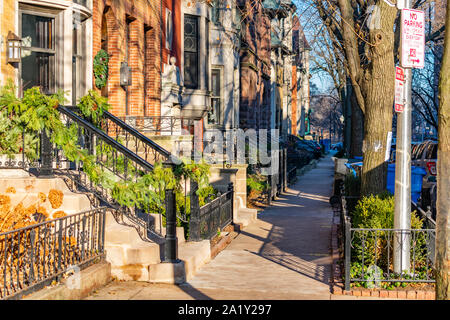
[92, 0, 161, 117]
[0, 0, 16, 85]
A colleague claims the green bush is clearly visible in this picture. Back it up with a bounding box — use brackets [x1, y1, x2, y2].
[350, 193, 429, 284]
[247, 174, 268, 194]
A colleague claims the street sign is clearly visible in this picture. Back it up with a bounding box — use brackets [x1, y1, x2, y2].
[395, 66, 405, 113]
[400, 9, 425, 69]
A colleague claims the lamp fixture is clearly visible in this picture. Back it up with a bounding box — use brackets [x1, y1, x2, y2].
[6, 31, 21, 64]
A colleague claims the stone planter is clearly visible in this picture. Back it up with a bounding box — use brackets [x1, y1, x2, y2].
[332, 157, 349, 176]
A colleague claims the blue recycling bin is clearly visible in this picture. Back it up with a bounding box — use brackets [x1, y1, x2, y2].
[387, 164, 427, 202]
[321, 139, 330, 153]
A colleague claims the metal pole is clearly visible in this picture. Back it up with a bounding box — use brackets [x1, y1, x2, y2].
[40, 130, 53, 177]
[189, 179, 201, 242]
[393, 0, 412, 274]
[164, 189, 178, 262]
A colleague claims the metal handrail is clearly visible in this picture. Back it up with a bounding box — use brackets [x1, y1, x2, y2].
[57, 106, 165, 241]
[103, 111, 172, 159]
[58, 106, 154, 172]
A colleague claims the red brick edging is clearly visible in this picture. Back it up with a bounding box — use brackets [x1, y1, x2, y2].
[329, 210, 435, 300]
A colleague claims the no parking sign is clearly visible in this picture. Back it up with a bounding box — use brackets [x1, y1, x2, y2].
[400, 9, 425, 69]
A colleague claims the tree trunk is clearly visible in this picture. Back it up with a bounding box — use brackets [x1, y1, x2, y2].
[436, 2, 450, 301]
[350, 89, 364, 158]
[360, 2, 397, 196]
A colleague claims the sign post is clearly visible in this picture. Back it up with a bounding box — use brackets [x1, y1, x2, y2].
[393, 2, 425, 275]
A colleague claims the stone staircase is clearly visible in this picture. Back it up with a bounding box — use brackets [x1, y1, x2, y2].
[0, 170, 94, 218]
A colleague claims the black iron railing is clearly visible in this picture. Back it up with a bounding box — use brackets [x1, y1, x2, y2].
[102, 112, 172, 165]
[0, 106, 167, 241]
[118, 115, 194, 136]
[189, 181, 234, 241]
[58, 106, 167, 240]
[66, 107, 172, 165]
[338, 192, 436, 291]
[0, 208, 107, 300]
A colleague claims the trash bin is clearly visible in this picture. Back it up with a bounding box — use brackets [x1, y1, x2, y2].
[387, 164, 427, 202]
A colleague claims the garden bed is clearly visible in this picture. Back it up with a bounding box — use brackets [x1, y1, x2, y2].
[330, 208, 435, 300]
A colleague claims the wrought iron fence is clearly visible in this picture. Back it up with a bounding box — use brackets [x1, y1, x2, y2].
[0, 129, 40, 171]
[189, 182, 234, 241]
[0, 207, 107, 300]
[338, 192, 436, 290]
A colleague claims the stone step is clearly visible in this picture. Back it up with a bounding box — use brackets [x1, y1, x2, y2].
[148, 240, 211, 284]
[5, 192, 93, 217]
[105, 223, 145, 246]
[234, 208, 258, 228]
[0, 177, 72, 193]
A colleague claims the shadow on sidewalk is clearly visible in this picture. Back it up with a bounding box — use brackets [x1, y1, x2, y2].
[178, 282, 213, 300]
[238, 157, 334, 290]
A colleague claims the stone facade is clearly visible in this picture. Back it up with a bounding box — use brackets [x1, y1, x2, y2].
[237, 0, 271, 131]
[264, 0, 296, 138]
[209, 0, 240, 130]
[92, 0, 161, 117]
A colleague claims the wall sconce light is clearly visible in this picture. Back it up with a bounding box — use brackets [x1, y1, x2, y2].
[120, 61, 132, 87]
[6, 31, 21, 64]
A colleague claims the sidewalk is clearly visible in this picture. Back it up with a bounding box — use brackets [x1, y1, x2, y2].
[85, 156, 392, 300]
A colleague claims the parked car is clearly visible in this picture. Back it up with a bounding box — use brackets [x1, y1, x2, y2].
[331, 142, 343, 151]
[287, 135, 315, 168]
[288, 135, 321, 159]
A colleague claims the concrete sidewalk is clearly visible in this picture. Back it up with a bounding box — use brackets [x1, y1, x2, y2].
[85, 156, 394, 300]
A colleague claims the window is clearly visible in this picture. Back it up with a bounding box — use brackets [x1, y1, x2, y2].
[72, 19, 86, 105]
[184, 15, 199, 89]
[212, 0, 221, 25]
[20, 11, 57, 94]
[165, 9, 173, 50]
[209, 68, 221, 125]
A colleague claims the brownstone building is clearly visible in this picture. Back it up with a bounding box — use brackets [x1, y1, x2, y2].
[92, 0, 161, 117]
[237, 0, 272, 131]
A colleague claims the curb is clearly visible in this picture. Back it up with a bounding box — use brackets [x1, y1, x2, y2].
[329, 208, 435, 300]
